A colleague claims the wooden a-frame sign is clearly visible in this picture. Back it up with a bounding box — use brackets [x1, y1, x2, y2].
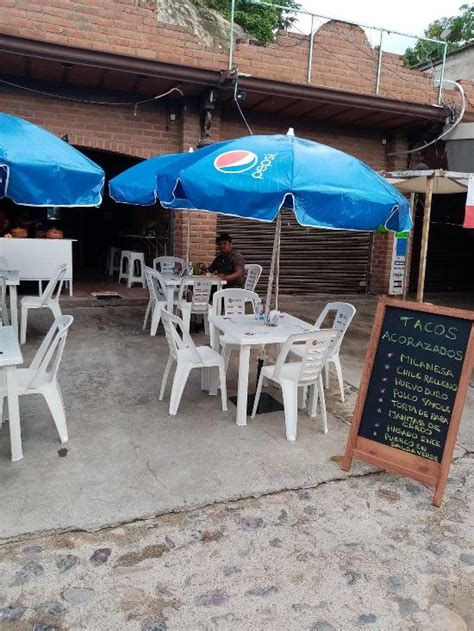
[342, 298, 474, 507]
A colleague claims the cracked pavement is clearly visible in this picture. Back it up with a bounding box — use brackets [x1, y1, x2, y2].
[0, 456, 472, 630]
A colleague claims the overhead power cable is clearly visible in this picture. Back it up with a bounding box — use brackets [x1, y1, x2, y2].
[233, 78, 253, 134]
[387, 79, 466, 156]
[0, 78, 184, 113]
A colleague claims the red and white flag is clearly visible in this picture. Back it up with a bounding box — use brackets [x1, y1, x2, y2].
[464, 175, 474, 228]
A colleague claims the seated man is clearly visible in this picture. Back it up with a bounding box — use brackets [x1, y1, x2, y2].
[208, 232, 245, 288]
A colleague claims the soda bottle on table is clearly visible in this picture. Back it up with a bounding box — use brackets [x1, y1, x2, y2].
[255, 299, 265, 325]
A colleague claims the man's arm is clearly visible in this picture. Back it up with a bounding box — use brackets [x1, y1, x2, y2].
[219, 266, 244, 282]
[207, 257, 218, 273]
[218, 252, 245, 282]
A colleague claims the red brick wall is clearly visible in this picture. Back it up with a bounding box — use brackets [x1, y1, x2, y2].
[2, 0, 474, 110]
[0, 88, 179, 159]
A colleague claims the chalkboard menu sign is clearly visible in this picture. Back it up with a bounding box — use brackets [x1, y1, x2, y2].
[342, 298, 474, 507]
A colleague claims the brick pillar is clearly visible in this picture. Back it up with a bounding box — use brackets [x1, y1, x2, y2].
[369, 132, 409, 294]
[369, 232, 394, 294]
[173, 100, 221, 266]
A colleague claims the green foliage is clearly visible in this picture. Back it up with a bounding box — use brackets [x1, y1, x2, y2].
[198, 0, 300, 42]
[404, 3, 474, 67]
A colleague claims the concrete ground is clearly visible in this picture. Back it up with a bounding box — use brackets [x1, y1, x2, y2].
[0, 296, 380, 539]
[0, 293, 472, 629]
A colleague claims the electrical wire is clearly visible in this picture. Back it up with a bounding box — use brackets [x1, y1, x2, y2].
[387, 79, 466, 155]
[0, 78, 184, 109]
[233, 78, 253, 134]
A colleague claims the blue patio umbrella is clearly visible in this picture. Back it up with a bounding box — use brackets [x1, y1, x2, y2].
[0, 113, 104, 206]
[109, 151, 196, 208]
[156, 131, 411, 311]
[159, 133, 411, 232]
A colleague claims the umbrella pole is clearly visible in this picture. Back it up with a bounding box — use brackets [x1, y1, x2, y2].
[274, 213, 281, 312]
[265, 212, 281, 317]
[403, 192, 416, 300]
[416, 177, 434, 303]
[258, 213, 281, 386]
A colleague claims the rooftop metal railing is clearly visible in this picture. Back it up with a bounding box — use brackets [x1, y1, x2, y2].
[228, 0, 449, 106]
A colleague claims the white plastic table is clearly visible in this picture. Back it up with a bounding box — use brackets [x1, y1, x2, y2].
[161, 273, 225, 313]
[0, 326, 24, 461]
[0, 270, 20, 336]
[208, 313, 314, 426]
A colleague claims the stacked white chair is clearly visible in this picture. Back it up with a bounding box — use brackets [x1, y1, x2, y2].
[252, 329, 337, 441]
[143, 266, 167, 336]
[0, 256, 8, 326]
[159, 309, 227, 415]
[106, 246, 121, 276]
[209, 288, 259, 367]
[177, 276, 217, 334]
[244, 264, 263, 292]
[118, 250, 145, 288]
[20, 263, 67, 344]
[1, 315, 73, 445]
[289, 302, 356, 402]
[153, 256, 185, 273]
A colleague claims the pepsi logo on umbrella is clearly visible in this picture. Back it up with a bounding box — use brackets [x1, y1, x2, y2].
[214, 150, 258, 174]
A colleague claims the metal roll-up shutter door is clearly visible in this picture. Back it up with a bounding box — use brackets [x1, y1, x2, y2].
[217, 209, 371, 294]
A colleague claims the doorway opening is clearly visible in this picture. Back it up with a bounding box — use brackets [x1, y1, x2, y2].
[62, 147, 171, 300]
[409, 193, 474, 308]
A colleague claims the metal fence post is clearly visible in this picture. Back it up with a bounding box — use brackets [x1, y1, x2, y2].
[437, 43, 448, 105]
[307, 15, 315, 83]
[375, 30, 384, 95]
[229, 0, 236, 71]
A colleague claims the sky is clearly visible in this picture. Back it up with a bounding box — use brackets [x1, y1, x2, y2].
[294, 0, 466, 53]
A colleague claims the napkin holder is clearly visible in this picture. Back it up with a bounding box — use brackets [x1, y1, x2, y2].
[267, 309, 280, 326]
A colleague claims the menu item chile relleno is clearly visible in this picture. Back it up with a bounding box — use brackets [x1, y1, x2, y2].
[342, 298, 474, 507]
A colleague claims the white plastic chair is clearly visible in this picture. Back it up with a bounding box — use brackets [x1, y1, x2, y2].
[289, 302, 356, 402]
[244, 264, 262, 292]
[209, 288, 259, 366]
[153, 256, 185, 273]
[177, 277, 217, 334]
[0, 276, 6, 327]
[1, 315, 73, 444]
[143, 266, 167, 336]
[251, 329, 337, 441]
[159, 310, 227, 415]
[0, 257, 8, 326]
[20, 264, 67, 345]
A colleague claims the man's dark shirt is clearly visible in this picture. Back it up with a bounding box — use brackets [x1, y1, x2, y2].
[209, 249, 246, 288]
